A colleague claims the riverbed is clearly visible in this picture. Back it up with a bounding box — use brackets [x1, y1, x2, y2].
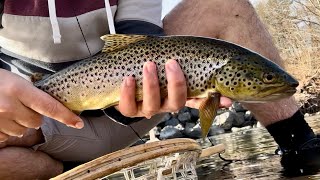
[197, 115, 320, 179]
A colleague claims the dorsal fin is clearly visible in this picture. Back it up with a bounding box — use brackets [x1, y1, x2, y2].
[100, 34, 148, 53]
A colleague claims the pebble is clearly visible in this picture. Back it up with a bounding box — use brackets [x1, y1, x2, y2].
[190, 108, 199, 118]
[231, 102, 247, 112]
[159, 126, 184, 140]
[178, 112, 192, 123]
[184, 123, 202, 139]
[231, 126, 252, 132]
[208, 125, 225, 136]
[164, 117, 180, 127]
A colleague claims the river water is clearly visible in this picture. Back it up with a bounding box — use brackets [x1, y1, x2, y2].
[197, 115, 320, 180]
[104, 115, 320, 180]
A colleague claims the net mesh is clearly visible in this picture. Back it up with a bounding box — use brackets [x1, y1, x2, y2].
[104, 151, 199, 180]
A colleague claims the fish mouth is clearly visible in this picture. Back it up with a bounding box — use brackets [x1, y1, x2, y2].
[267, 89, 297, 98]
[258, 86, 297, 101]
[241, 85, 297, 103]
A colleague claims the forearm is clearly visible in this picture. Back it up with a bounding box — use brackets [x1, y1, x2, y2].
[164, 0, 299, 125]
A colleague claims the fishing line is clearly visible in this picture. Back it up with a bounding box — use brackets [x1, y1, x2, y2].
[73, 9, 92, 58]
[207, 135, 239, 165]
[128, 125, 146, 143]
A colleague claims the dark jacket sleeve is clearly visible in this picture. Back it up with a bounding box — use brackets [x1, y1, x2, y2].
[115, 20, 164, 36]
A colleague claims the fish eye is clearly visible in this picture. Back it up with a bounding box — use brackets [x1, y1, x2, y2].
[263, 72, 275, 83]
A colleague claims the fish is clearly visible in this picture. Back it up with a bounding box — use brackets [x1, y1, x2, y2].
[34, 34, 299, 138]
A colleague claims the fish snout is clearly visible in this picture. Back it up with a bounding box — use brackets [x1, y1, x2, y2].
[287, 76, 299, 88]
[291, 81, 299, 88]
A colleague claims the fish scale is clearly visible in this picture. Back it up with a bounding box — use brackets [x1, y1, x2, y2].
[35, 34, 299, 138]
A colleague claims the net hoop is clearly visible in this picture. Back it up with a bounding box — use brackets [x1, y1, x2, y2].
[52, 138, 202, 180]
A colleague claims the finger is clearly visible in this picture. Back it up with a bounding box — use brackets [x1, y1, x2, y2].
[0, 132, 9, 142]
[18, 85, 83, 129]
[162, 59, 187, 112]
[13, 103, 42, 129]
[142, 62, 161, 118]
[219, 96, 233, 108]
[0, 119, 27, 137]
[186, 96, 233, 109]
[118, 76, 138, 117]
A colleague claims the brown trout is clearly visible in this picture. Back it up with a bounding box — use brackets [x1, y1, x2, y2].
[35, 34, 299, 138]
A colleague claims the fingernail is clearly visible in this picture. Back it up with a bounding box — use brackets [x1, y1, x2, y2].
[145, 62, 156, 74]
[18, 134, 23, 138]
[125, 77, 134, 87]
[166, 60, 179, 72]
[75, 121, 84, 129]
[35, 126, 40, 130]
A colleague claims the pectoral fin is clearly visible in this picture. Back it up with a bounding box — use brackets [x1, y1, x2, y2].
[199, 92, 221, 139]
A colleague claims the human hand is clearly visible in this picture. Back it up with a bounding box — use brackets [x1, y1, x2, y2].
[117, 60, 232, 118]
[0, 69, 83, 142]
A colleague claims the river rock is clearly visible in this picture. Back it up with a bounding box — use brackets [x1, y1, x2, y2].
[184, 122, 202, 139]
[244, 111, 253, 121]
[157, 113, 172, 128]
[164, 117, 180, 127]
[213, 111, 236, 130]
[179, 106, 190, 114]
[233, 112, 246, 127]
[190, 108, 199, 118]
[159, 126, 184, 140]
[208, 125, 225, 136]
[231, 102, 247, 112]
[178, 112, 192, 124]
[231, 126, 252, 132]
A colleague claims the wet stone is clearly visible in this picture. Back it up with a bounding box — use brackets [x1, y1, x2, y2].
[233, 112, 246, 127]
[159, 126, 184, 140]
[213, 111, 235, 130]
[184, 123, 202, 139]
[179, 106, 190, 114]
[231, 126, 252, 132]
[190, 108, 200, 118]
[164, 117, 180, 127]
[162, 113, 172, 121]
[157, 113, 172, 128]
[245, 111, 253, 121]
[208, 125, 225, 136]
[177, 112, 192, 123]
[231, 102, 247, 112]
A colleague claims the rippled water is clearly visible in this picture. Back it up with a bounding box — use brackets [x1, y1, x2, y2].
[103, 116, 320, 180]
[197, 115, 320, 180]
